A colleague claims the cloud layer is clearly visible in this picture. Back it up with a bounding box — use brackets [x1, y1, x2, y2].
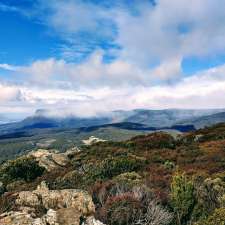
[1, 63, 225, 117]
[1, 0, 225, 118]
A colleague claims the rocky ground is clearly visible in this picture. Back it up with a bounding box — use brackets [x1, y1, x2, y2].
[0, 181, 104, 225]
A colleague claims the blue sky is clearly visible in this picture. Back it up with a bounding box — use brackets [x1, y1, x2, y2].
[0, 0, 225, 119]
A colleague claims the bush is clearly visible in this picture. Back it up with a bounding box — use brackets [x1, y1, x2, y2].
[102, 193, 143, 225]
[136, 200, 173, 225]
[91, 176, 151, 211]
[195, 207, 225, 225]
[170, 171, 195, 225]
[164, 160, 175, 170]
[130, 132, 176, 150]
[99, 193, 172, 225]
[52, 170, 84, 190]
[113, 172, 142, 186]
[90, 155, 147, 181]
[194, 177, 225, 215]
[0, 156, 45, 184]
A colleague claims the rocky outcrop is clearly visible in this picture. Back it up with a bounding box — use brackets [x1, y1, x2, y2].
[82, 136, 106, 146]
[28, 148, 80, 172]
[0, 182, 105, 225]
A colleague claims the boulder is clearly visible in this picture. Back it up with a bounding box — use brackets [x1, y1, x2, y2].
[15, 181, 95, 215]
[28, 149, 71, 172]
[0, 182, 104, 225]
[84, 216, 105, 225]
[82, 136, 106, 146]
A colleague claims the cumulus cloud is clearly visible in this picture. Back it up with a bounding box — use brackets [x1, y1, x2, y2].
[2, 51, 183, 87]
[1, 0, 225, 117]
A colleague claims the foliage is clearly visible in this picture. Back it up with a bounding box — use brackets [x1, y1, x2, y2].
[170, 171, 195, 225]
[103, 193, 143, 225]
[195, 207, 225, 225]
[99, 189, 172, 225]
[194, 177, 225, 215]
[0, 156, 45, 184]
[164, 160, 175, 170]
[51, 170, 84, 190]
[129, 132, 176, 150]
[89, 155, 147, 181]
[135, 200, 173, 225]
[1, 124, 225, 224]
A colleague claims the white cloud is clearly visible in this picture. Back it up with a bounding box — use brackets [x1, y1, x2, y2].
[115, 0, 225, 65]
[26, 0, 225, 75]
[151, 58, 181, 80]
[0, 64, 18, 71]
[0, 63, 225, 117]
[2, 51, 182, 87]
[0, 83, 21, 102]
[1, 0, 225, 117]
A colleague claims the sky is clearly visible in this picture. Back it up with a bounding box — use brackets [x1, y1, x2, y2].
[1, 0, 225, 119]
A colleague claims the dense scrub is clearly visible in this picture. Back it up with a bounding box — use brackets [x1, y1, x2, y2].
[1, 123, 225, 224]
[0, 156, 45, 184]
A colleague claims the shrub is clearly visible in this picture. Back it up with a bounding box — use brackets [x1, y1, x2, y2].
[91, 177, 150, 208]
[51, 170, 84, 190]
[194, 207, 225, 225]
[113, 172, 142, 186]
[0, 156, 45, 184]
[90, 155, 147, 181]
[135, 200, 173, 225]
[170, 171, 195, 225]
[100, 193, 172, 225]
[102, 193, 143, 225]
[130, 132, 176, 150]
[164, 160, 175, 170]
[194, 177, 225, 214]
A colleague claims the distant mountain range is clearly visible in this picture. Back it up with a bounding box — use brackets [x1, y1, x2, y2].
[179, 111, 225, 128]
[123, 109, 225, 127]
[0, 108, 225, 136]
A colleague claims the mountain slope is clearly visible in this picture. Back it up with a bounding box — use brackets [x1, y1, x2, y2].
[0, 108, 224, 136]
[178, 111, 225, 128]
[124, 109, 225, 127]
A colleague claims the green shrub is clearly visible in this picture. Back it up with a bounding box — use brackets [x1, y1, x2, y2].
[113, 172, 142, 186]
[194, 177, 225, 215]
[0, 156, 45, 184]
[52, 170, 84, 190]
[195, 207, 225, 225]
[164, 160, 175, 170]
[90, 155, 147, 181]
[170, 171, 195, 225]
